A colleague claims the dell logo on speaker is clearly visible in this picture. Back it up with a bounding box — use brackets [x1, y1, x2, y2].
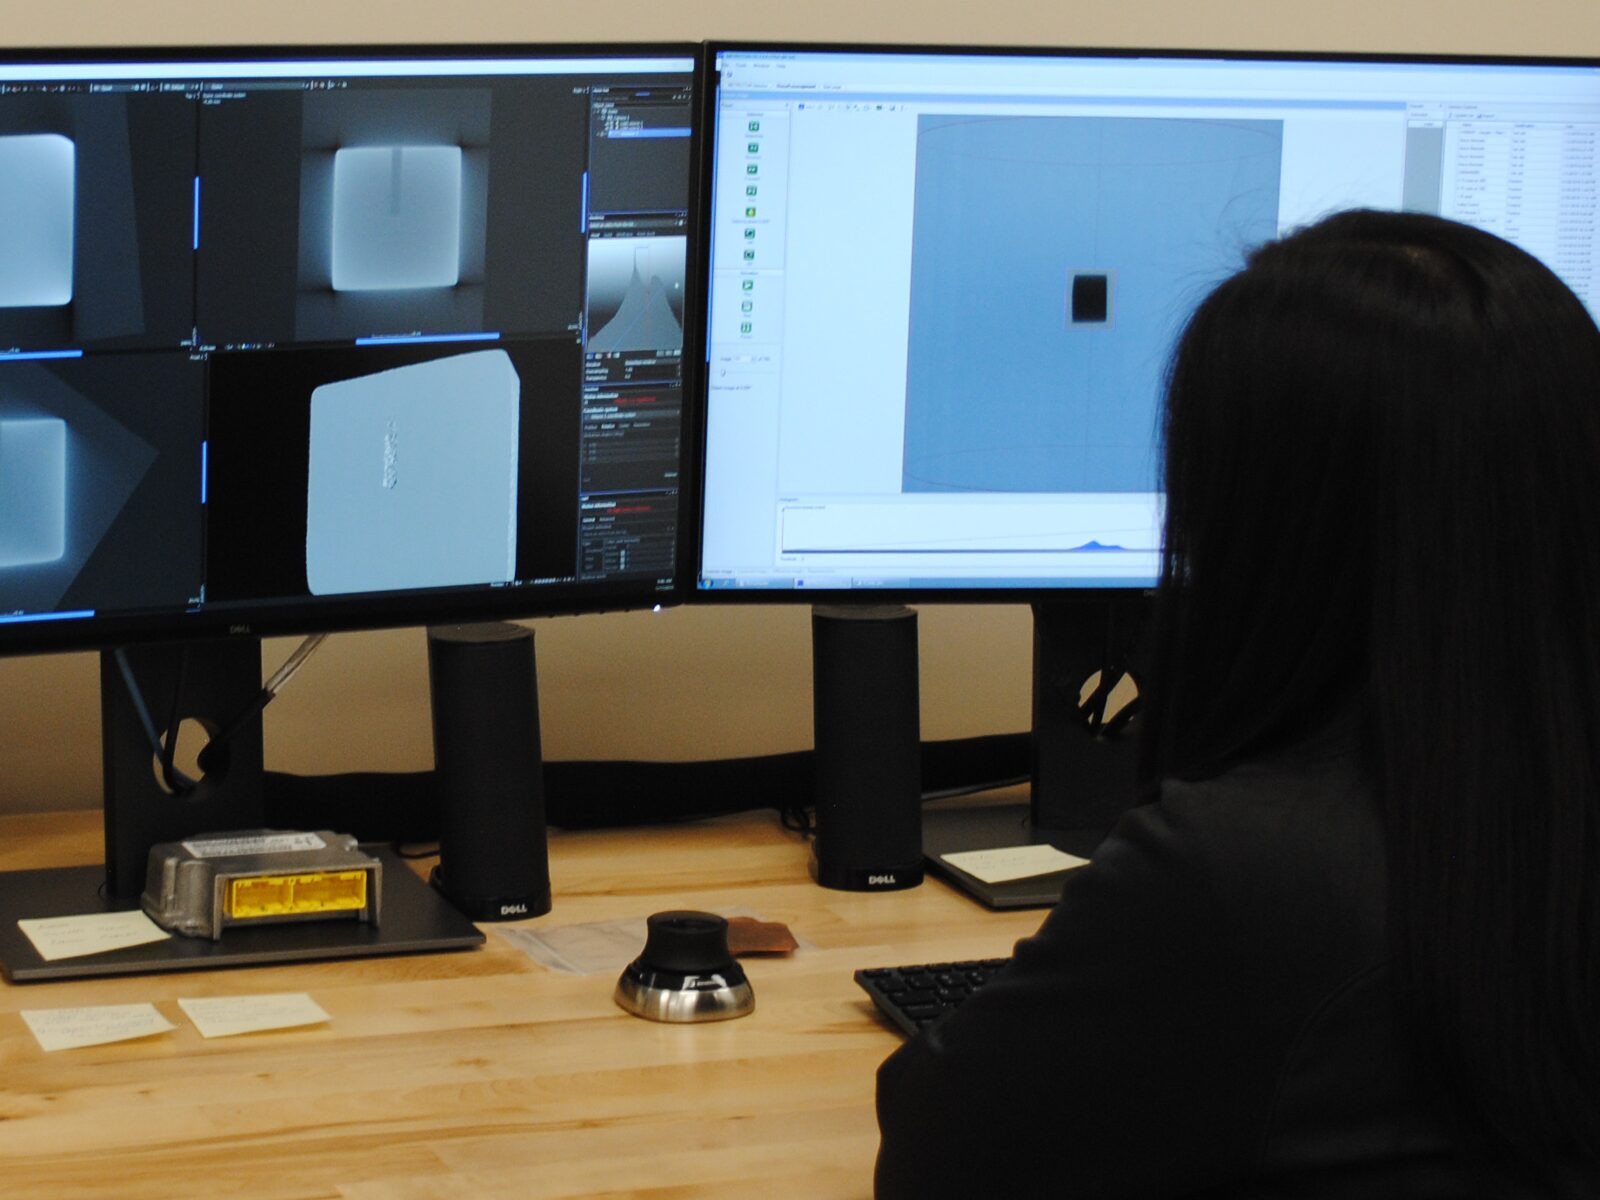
[868, 874, 897, 886]
[500, 903, 529, 916]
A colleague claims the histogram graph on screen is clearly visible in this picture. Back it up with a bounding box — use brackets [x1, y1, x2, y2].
[777, 496, 1162, 584]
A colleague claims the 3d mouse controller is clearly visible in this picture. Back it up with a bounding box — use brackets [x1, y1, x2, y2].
[614, 911, 755, 1023]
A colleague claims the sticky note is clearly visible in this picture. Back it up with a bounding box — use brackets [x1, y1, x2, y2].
[21, 1004, 176, 1052]
[17, 910, 171, 961]
[177, 993, 330, 1039]
[940, 844, 1089, 884]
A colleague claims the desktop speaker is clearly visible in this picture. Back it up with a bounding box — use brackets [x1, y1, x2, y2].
[426, 622, 551, 922]
[811, 604, 924, 891]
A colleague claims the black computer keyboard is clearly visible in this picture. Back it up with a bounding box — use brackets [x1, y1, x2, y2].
[854, 957, 1010, 1036]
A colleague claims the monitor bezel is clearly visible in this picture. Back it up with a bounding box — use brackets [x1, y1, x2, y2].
[0, 40, 706, 655]
[689, 39, 1600, 605]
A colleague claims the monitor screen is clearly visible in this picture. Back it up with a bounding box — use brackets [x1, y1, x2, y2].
[696, 45, 1600, 597]
[0, 44, 700, 654]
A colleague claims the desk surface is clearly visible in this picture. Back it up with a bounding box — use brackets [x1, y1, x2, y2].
[0, 806, 1045, 1199]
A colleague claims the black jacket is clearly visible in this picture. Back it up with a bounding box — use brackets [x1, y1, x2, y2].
[874, 750, 1597, 1197]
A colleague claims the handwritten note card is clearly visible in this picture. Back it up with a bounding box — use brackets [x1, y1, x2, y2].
[177, 993, 330, 1039]
[17, 910, 171, 961]
[940, 844, 1089, 884]
[21, 1004, 176, 1052]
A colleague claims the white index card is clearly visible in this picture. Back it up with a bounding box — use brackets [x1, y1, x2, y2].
[17, 909, 171, 961]
[21, 1003, 176, 1052]
[177, 993, 330, 1039]
[940, 844, 1089, 884]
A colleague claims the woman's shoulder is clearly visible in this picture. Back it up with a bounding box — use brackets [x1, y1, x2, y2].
[1152, 732, 1381, 870]
[1075, 744, 1389, 978]
[872, 742, 1398, 1197]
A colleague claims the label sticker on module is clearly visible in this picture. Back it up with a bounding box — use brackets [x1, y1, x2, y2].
[180, 833, 328, 858]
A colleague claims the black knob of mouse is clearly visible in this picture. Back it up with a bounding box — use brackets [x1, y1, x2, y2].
[638, 910, 735, 973]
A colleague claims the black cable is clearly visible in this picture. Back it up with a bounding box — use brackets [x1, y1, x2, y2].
[194, 688, 273, 776]
[262, 732, 1034, 842]
[920, 773, 1031, 803]
[158, 644, 193, 794]
[780, 802, 816, 838]
[115, 636, 330, 794]
[198, 634, 328, 775]
[112, 648, 198, 794]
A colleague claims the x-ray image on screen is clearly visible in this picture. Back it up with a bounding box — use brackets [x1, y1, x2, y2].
[305, 349, 521, 596]
[296, 89, 491, 341]
[585, 234, 686, 353]
[902, 115, 1283, 494]
[0, 134, 75, 309]
[0, 92, 203, 352]
[0, 417, 66, 566]
[331, 146, 463, 291]
[0, 362, 163, 614]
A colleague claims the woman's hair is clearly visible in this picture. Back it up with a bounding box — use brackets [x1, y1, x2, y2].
[1143, 209, 1600, 1161]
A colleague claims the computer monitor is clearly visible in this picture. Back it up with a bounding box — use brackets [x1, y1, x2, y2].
[0, 43, 702, 974]
[694, 43, 1600, 892]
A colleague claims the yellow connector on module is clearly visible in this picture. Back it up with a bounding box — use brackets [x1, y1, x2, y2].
[228, 869, 370, 920]
[142, 831, 381, 939]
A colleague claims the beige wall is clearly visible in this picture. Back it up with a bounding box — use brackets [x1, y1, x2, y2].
[0, 0, 1595, 812]
[1, 1, 1596, 56]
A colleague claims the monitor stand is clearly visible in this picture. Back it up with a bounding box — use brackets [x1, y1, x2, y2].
[0, 637, 482, 982]
[923, 597, 1149, 908]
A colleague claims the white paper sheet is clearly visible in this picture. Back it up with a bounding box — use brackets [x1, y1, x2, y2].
[17, 910, 171, 961]
[176, 993, 331, 1039]
[21, 1003, 176, 1052]
[940, 844, 1089, 884]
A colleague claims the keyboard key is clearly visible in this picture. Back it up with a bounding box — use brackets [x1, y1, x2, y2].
[854, 957, 1010, 1037]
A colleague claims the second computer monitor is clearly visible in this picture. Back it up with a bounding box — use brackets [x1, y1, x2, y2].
[696, 44, 1600, 598]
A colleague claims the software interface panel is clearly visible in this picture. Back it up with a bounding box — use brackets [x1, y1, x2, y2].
[0, 50, 696, 638]
[699, 50, 1600, 593]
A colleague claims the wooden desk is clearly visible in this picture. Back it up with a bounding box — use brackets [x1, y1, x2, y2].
[0, 807, 1045, 1199]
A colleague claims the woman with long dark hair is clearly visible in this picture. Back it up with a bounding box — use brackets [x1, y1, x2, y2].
[874, 210, 1600, 1196]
